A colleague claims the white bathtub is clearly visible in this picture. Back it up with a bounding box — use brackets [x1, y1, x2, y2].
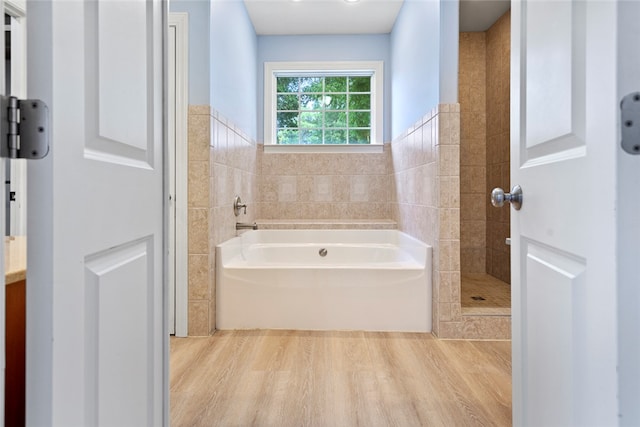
[216, 230, 432, 332]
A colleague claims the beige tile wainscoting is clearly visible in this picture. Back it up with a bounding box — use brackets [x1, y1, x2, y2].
[255, 219, 397, 230]
[391, 104, 510, 339]
[256, 146, 391, 220]
[186, 102, 509, 338]
[187, 105, 214, 336]
[187, 106, 259, 335]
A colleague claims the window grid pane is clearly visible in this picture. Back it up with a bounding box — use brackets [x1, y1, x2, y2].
[276, 75, 371, 145]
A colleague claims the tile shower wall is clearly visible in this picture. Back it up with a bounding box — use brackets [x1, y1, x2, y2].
[459, 32, 487, 274]
[485, 10, 511, 284]
[187, 105, 258, 335]
[391, 104, 510, 339]
[256, 148, 390, 220]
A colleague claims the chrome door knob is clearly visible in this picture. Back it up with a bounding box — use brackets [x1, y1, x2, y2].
[491, 185, 523, 210]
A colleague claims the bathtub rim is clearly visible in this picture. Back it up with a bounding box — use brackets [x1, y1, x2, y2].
[217, 229, 432, 268]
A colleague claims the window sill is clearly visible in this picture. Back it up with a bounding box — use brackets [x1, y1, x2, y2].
[262, 144, 384, 154]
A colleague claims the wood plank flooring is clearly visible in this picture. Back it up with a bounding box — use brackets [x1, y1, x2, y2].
[170, 331, 512, 427]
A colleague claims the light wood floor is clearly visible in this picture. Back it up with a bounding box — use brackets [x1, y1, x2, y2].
[170, 330, 512, 427]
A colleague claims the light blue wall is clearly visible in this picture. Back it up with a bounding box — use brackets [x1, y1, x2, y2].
[257, 34, 392, 142]
[169, 0, 210, 106]
[211, 0, 258, 138]
[390, 0, 440, 139]
[171, 0, 457, 141]
[390, 0, 459, 139]
[440, 0, 459, 104]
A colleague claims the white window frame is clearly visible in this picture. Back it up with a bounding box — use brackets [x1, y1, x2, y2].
[264, 61, 384, 152]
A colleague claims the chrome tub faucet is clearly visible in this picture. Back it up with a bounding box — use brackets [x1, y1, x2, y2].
[236, 222, 258, 230]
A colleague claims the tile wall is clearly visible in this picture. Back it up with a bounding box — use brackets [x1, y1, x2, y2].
[209, 109, 259, 334]
[391, 104, 510, 339]
[457, 9, 511, 284]
[391, 105, 461, 337]
[187, 105, 258, 335]
[459, 32, 488, 274]
[485, 10, 511, 284]
[210, 109, 259, 246]
[390, 111, 438, 246]
[187, 106, 213, 336]
[256, 148, 390, 220]
[187, 97, 509, 338]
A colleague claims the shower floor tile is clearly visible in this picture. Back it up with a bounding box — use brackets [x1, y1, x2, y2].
[461, 273, 511, 315]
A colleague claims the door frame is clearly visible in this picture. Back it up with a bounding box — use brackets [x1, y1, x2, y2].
[6, 3, 27, 237]
[3, 3, 25, 424]
[0, 0, 8, 421]
[169, 12, 188, 337]
[617, 1, 640, 423]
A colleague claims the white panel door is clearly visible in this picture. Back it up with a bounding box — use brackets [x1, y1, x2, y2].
[26, 1, 167, 426]
[510, 0, 618, 425]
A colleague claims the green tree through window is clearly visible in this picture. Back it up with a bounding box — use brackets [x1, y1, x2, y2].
[276, 75, 372, 145]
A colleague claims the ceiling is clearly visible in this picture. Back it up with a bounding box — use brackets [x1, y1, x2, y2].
[459, 0, 511, 32]
[244, 0, 511, 36]
[243, 0, 404, 35]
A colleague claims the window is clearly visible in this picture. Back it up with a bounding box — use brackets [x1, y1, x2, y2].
[265, 62, 383, 148]
[276, 75, 371, 145]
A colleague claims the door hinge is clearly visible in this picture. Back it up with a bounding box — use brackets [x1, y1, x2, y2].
[0, 95, 50, 159]
[621, 92, 640, 155]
